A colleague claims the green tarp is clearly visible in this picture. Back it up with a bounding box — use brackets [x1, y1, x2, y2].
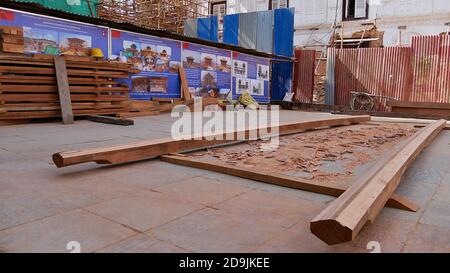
[14, 0, 98, 17]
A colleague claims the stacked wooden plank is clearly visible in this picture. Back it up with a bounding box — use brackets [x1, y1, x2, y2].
[0, 54, 139, 123]
[117, 100, 161, 118]
[0, 26, 24, 54]
[153, 98, 184, 113]
[388, 101, 450, 120]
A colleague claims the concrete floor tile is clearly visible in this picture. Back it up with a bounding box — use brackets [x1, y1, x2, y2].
[254, 220, 330, 253]
[440, 171, 450, 187]
[154, 176, 249, 206]
[432, 184, 450, 203]
[394, 181, 439, 208]
[255, 220, 367, 253]
[420, 200, 450, 228]
[374, 206, 422, 223]
[151, 208, 286, 253]
[56, 160, 204, 190]
[0, 209, 136, 253]
[202, 172, 270, 189]
[0, 182, 129, 231]
[257, 207, 418, 253]
[85, 191, 204, 232]
[402, 167, 444, 187]
[203, 171, 335, 203]
[0, 148, 27, 163]
[1, 112, 449, 252]
[402, 223, 450, 253]
[214, 189, 325, 229]
[346, 215, 417, 253]
[96, 233, 189, 253]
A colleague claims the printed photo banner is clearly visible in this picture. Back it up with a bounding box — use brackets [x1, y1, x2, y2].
[232, 52, 270, 103]
[0, 8, 273, 103]
[0, 8, 108, 56]
[110, 29, 182, 100]
[182, 42, 232, 99]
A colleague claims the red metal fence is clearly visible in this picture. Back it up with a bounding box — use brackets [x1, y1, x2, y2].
[293, 49, 315, 103]
[333, 35, 450, 111]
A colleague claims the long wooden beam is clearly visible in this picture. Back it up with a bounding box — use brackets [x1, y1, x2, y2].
[86, 115, 134, 126]
[160, 154, 419, 212]
[310, 119, 446, 245]
[54, 56, 73, 125]
[52, 115, 370, 168]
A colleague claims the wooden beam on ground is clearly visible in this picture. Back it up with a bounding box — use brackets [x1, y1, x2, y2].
[179, 66, 191, 101]
[310, 119, 446, 245]
[333, 110, 449, 121]
[54, 56, 73, 124]
[86, 115, 134, 126]
[160, 154, 419, 212]
[52, 115, 370, 168]
[116, 110, 160, 118]
[414, 124, 450, 130]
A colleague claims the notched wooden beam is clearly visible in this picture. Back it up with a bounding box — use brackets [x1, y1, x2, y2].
[160, 154, 419, 213]
[52, 116, 370, 168]
[310, 119, 446, 245]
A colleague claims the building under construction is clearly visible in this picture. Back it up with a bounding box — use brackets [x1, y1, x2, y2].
[97, 0, 209, 33]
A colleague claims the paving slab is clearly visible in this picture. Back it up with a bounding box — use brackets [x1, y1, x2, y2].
[96, 233, 189, 253]
[150, 208, 286, 253]
[154, 176, 250, 206]
[214, 189, 325, 229]
[0, 111, 449, 252]
[0, 209, 136, 253]
[255, 219, 368, 253]
[420, 200, 450, 228]
[432, 184, 450, 203]
[85, 191, 204, 232]
[201, 172, 336, 203]
[402, 223, 450, 253]
[0, 180, 136, 231]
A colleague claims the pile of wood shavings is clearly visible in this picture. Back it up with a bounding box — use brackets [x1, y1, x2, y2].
[191, 124, 417, 182]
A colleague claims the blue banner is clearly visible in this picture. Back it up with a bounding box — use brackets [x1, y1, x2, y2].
[0, 8, 108, 56]
[181, 42, 232, 99]
[232, 52, 270, 103]
[110, 29, 182, 100]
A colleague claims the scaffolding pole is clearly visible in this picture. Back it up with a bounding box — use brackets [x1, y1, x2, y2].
[97, 0, 209, 34]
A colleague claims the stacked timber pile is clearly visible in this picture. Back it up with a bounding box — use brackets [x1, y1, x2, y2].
[388, 101, 450, 120]
[118, 99, 189, 118]
[117, 100, 161, 118]
[0, 26, 24, 54]
[0, 54, 139, 124]
[153, 98, 184, 113]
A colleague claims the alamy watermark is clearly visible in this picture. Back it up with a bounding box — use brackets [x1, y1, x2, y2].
[170, 98, 280, 151]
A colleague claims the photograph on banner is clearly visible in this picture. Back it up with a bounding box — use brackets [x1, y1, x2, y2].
[257, 64, 270, 81]
[232, 52, 270, 103]
[111, 29, 182, 99]
[0, 8, 108, 56]
[182, 42, 232, 99]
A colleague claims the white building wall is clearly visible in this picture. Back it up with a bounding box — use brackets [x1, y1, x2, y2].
[221, 0, 450, 48]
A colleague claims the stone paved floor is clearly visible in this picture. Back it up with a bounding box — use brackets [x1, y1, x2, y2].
[0, 111, 449, 253]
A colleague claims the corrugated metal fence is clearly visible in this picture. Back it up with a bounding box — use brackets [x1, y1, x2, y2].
[410, 35, 450, 103]
[293, 49, 315, 103]
[331, 35, 450, 111]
